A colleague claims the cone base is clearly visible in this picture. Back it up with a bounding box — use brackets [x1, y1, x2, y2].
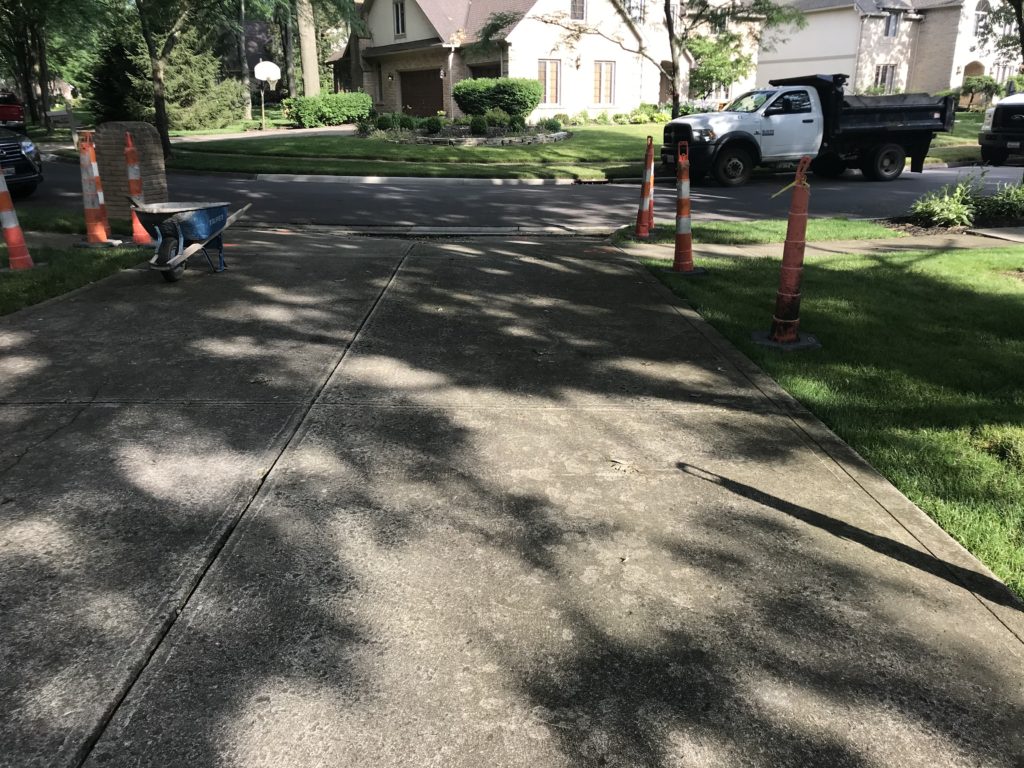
[751, 330, 821, 352]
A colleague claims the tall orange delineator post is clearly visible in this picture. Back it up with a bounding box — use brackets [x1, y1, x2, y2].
[753, 156, 820, 351]
[672, 141, 705, 276]
[124, 132, 152, 245]
[0, 172, 33, 270]
[77, 131, 121, 247]
[634, 136, 655, 238]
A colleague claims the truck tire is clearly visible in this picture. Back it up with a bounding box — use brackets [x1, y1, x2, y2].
[981, 146, 1008, 166]
[811, 153, 846, 178]
[713, 145, 753, 186]
[861, 144, 905, 181]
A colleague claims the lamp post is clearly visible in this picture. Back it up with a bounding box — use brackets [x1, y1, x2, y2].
[253, 59, 281, 131]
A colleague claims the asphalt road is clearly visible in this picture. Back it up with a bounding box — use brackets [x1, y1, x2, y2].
[26, 158, 1024, 229]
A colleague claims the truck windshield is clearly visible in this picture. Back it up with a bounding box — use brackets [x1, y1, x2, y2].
[724, 91, 773, 113]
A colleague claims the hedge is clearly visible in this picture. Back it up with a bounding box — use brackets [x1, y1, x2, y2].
[283, 91, 373, 128]
[452, 78, 543, 117]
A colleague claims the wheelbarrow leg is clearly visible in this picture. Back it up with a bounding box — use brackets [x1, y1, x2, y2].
[204, 234, 226, 273]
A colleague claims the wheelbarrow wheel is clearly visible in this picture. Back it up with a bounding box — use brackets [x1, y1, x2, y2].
[156, 231, 185, 282]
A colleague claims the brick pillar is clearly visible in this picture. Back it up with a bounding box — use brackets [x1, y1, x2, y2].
[94, 122, 168, 223]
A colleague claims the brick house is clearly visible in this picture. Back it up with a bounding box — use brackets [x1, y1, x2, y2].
[756, 0, 1020, 95]
[334, 0, 758, 119]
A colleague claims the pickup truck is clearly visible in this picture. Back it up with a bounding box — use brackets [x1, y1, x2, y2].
[979, 93, 1024, 165]
[661, 74, 955, 185]
[0, 92, 26, 131]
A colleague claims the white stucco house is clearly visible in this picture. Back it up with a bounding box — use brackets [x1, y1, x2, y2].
[335, 0, 758, 118]
[757, 0, 1020, 95]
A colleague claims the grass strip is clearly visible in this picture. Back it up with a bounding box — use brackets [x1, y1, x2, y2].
[646, 245, 1024, 597]
[14, 206, 131, 236]
[615, 218, 902, 246]
[1, 245, 147, 315]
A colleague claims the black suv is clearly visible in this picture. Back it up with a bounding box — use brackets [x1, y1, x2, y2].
[0, 127, 42, 197]
[979, 94, 1024, 165]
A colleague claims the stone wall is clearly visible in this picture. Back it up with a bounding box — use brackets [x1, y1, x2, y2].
[94, 122, 168, 223]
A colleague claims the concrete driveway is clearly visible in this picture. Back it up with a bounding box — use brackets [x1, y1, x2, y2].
[1, 232, 1021, 767]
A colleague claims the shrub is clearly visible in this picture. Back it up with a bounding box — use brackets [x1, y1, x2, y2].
[282, 91, 372, 128]
[423, 115, 443, 134]
[509, 113, 527, 132]
[356, 116, 375, 136]
[376, 112, 399, 130]
[469, 114, 488, 135]
[452, 77, 542, 116]
[974, 182, 1024, 222]
[628, 109, 651, 124]
[962, 74, 1002, 107]
[539, 117, 561, 132]
[483, 107, 510, 127]
[553, 113, 571, 125]
[612, 112, 630, 124]
[570, 110, 590, 125]
[910, 181, 976, 227]
[398, 113, 416, 130]
[594, 111, 611, 124]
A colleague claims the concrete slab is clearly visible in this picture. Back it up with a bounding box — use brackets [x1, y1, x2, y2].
[0, 403, 301, 768]
[0, 232, 404, 403]
[322, 242, 759, 410]
[83, 402, 1024, 767]
[77, 238, 1023, 768]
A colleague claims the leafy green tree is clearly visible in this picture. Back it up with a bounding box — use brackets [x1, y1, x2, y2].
[976, 1, 1024, 68]
[962, 74, 1002, 107]
[686, 34, 752, 99]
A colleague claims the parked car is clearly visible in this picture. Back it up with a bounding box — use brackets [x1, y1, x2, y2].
[979, 93, 1024, 165]
[0, 128, 42, 197]
[0, 92, 26, 130]
[661, 74, 955, 185]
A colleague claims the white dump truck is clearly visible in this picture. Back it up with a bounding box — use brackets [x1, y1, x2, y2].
[661, 74, 955, 185]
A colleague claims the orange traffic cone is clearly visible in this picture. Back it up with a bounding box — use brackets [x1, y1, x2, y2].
[634, 136, 654, 238]
[124, 132, 152, 245]
[77, 131, 121, 248]
[0, 172, 33, 270]
[672, 141, 705, 276]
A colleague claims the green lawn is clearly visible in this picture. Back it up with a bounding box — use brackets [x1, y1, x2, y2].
[648, 245, 1024, 597]
[177, 124, 659, 165]
[13, 206, 131, 236]
[0, 245, 147, 315]
[616, 218, 901, 246]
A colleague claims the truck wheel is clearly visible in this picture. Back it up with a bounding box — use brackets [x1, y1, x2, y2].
[713, 146, 753, 186]
[811, 154, 846, 178]
[862, 144, 905, 181]
[981, 146, 1008, 166]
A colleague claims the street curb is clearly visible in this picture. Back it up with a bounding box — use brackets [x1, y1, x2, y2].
[254, 173, 577, 185]
[240, 223, 615, 237]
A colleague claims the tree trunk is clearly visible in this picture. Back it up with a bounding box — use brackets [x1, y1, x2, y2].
[15, 30, 38, 125]
[664, 0, 683, 117]
[151, 55, 173, 157]
[240, 0, 252, 120]
[296, 0, 320, 96]
[33, 24, 52, 133]
[278, 4, 296, 97]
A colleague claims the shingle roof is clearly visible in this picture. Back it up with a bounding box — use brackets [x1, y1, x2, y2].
[788, 0, 961, 11]
[363, 0, 539, 45]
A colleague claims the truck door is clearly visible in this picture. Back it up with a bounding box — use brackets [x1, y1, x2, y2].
[760, 90, 822, 159]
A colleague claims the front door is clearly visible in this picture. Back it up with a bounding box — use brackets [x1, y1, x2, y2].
[400, 69, 443, 117]
[759, 89, 822, 159]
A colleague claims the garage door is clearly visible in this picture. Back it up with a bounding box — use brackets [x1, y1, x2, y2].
[400, 69, 443, 117]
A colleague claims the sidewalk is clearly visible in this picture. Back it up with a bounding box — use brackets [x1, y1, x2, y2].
[1, 232, 1021, 767]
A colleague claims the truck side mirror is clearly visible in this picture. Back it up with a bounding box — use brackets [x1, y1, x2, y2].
[765, 104, 783, 116]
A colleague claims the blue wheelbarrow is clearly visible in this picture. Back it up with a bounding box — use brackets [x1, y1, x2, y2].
[131, 200, 253, 282]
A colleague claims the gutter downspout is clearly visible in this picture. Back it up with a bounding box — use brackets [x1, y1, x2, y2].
[851, 6, 866, 93]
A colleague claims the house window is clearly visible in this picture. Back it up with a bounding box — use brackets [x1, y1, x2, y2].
[570, 0, 586, 20]
[974, 0, 990, 36]
[625, 0, 645, 22]
[594, 61, 615, 104]
[874, 63, 897, 93]
[394, 1, 406, 36]
[538, 59, 560, 104]
[884, 12, 901, 37]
